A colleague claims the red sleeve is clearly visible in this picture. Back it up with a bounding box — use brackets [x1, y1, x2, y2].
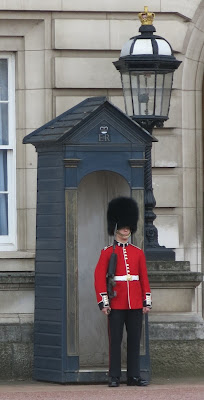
[139, 249, 152, 308]
[94, 249, 110, 309]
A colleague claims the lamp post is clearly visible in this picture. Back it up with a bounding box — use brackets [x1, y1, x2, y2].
[113, 6, 181, 260]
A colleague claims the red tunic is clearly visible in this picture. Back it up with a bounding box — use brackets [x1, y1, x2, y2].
[94, 242, 151, 310]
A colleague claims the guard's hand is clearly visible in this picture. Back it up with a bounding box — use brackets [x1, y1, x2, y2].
[102, 307, 111, 315]
[143, 307, 151, 314]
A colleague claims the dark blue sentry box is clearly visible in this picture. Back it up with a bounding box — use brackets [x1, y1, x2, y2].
[23, 97, 155, 383]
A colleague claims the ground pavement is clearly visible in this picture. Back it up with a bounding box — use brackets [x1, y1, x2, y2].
[0, 378, 203, 400]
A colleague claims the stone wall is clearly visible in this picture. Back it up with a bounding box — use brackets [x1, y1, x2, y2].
[0, 0, 203, 381]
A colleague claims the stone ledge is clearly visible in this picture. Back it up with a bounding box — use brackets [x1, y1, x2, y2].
[147, 261, 190, 271]
[147, 260, 203, 287]
[0, 252, 35, 259]
[149, 320, 204, 341]
[0, 272, 35, 290]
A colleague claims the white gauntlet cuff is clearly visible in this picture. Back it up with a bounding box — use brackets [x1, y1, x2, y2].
[98, 292, 109, 310]
[143, 292, 152, 308]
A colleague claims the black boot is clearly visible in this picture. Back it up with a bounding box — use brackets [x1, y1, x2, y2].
[108, 377, 120, 387]
[127, 376, 148, 386]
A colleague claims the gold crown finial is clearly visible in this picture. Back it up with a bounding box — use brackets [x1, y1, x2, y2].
[138, 6, 155, 25]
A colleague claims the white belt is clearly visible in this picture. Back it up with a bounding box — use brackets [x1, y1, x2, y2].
[114, 274, 139, 282]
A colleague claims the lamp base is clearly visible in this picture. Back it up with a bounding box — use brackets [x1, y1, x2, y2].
[145, 246, 175, 261]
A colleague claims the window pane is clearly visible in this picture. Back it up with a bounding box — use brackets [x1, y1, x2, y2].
[0, 193, 8, 235]
[0, 59, 8, 101]
[0, 103, 8, 145]
[0, 150, 7, 191]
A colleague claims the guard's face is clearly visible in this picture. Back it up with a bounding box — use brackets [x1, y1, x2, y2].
[116, 227, 131, 241]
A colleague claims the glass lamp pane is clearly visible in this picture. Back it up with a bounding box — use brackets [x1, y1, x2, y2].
[0, 193, 8, 235]
[130, 72, 139, 115]
[137, 72, 155, 116]
[161, 72, 173, 116]
[0, 103, 8, 145]
[155, 74, 164, 116]
[0, 59, 8, 101]
[121, 72, 133, 116]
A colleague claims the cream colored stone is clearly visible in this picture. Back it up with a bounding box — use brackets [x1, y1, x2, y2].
[56, 95, 89, 115]
[16, 169, 26, 209]
[110, 20, 187, 53]
[182, 91, 195, 130]
[109, 95, 125, 113]
[154, 214, 179, 248]
[153, 133, 181, 167]
[183, 168, 197, 208]
[44, 52, 53, 89]
[193, 6, 204, 32]
[0, 0, 61, 11]
[54, 19, 110, 49]
[182, 58, 200, 91]
[185, 25, 204, 61]
[25, 89, 45, 129]
[16, 50, 25, 91]
[153, 174, 179, 207]
[182, 129, 196, 168]
[55, 93, 124, 116]
[25, 51, 45, 89]
[17, 209, 27, 251]
[15, 90, 26, 130]
[0, 258, 35, 272]
[0, 37, 23, 52]
[183, 207, 197, 249]
[24, 19, 45, 50]
[26, 209, 36, 251]
[110, 20, 141, 50]
[172, 55, 183, 90]
[165, 89, 182, 128]
[0, 291, 34, 314]
[55, 57, 121, 89]
[151, 288, 193, 312]
[16, 130, 26, 169]
[0, 19, 37, 37]
[195, 90, 202, 130]
[45, 89, 54, 122]
[186, 249, 200, 272]
[161, 0, 201, 20]
[25, 142, 38, 169]
[61, 0, 160, 12]
[26, 169, 37, 209]
[175, 248, 185, 261]
[196, 62, 204, 90]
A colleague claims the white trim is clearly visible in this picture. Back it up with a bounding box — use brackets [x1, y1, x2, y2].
[0, 54, 16, 250]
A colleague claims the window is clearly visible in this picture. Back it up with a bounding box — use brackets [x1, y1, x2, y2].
[0, 54, 16, 250]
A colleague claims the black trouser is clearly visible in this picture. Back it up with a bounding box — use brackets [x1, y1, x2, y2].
[108, 309, 143, 378]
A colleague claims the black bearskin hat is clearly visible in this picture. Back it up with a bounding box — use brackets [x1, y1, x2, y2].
[107, 196, 139, 235]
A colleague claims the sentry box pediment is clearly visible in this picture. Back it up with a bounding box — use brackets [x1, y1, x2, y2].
[23, 96, 156, 188]
[23, 97, 154, 383]
[23, 96, 156, 147]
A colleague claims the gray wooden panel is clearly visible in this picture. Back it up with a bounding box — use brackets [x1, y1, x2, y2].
[35, 345, 62, 358]
[65, 189, 79, 356]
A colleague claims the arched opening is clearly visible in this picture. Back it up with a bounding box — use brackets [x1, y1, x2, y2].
[77, 170, 130, 368]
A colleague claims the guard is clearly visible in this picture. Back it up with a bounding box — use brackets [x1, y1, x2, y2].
[94, 197, 152, 387]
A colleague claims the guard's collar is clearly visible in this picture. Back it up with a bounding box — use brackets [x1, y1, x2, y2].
[114, 240, 129, 247]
